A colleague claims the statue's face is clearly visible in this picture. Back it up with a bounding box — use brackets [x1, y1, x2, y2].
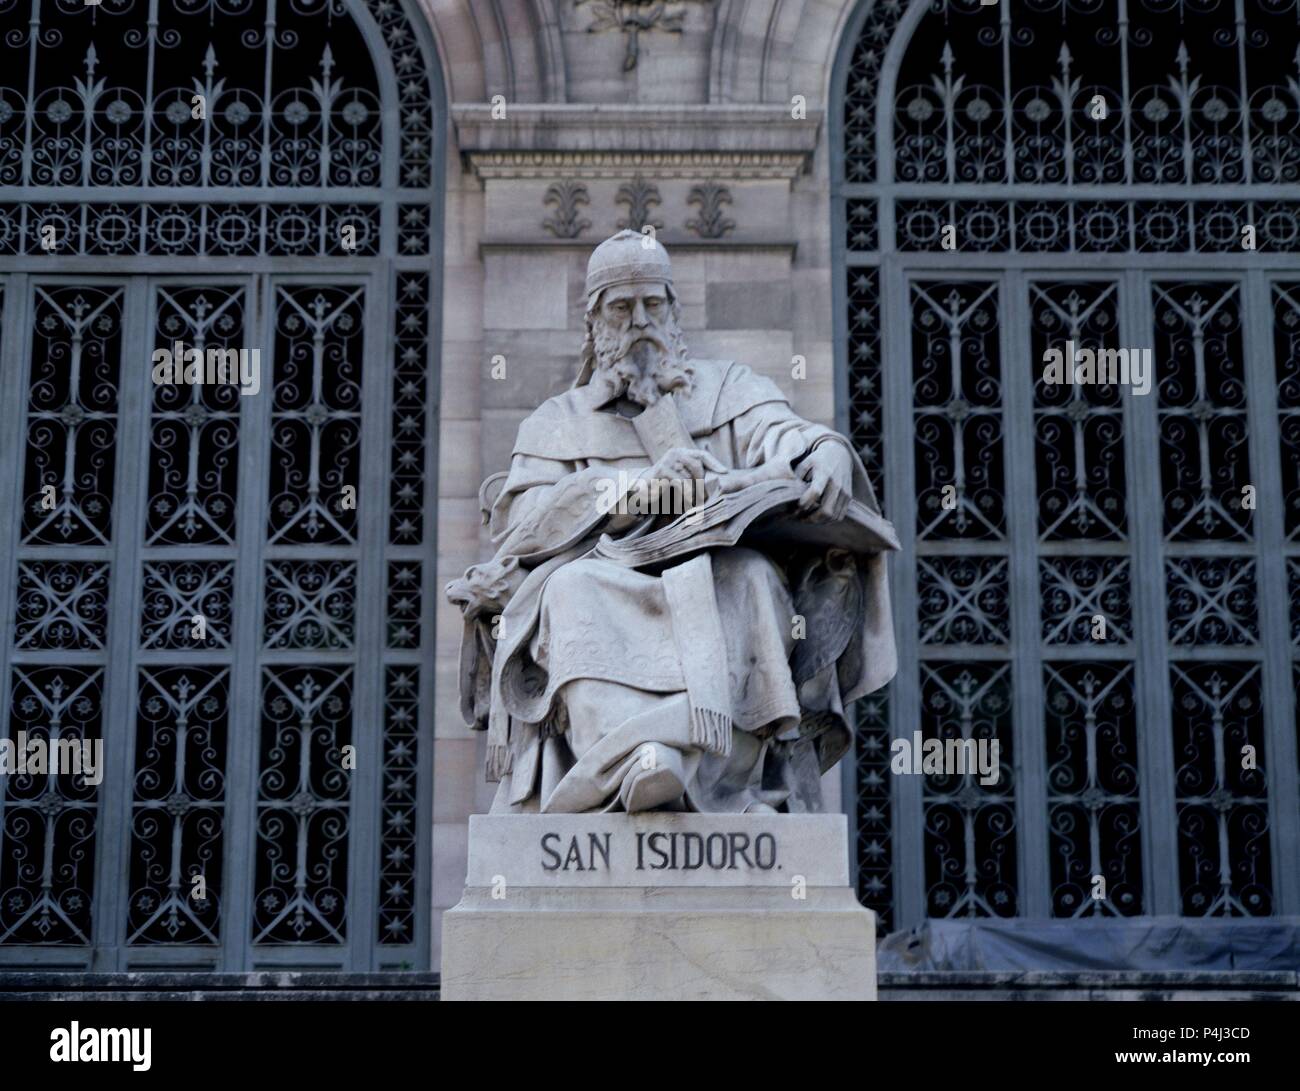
[589, 279, 692, 406]
[599, 282, 670, 335]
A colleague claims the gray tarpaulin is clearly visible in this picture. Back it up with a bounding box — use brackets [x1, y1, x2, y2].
[877, 917, 1300, 972]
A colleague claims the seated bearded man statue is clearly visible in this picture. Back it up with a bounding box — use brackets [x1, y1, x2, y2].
[447, 230, 898, 815]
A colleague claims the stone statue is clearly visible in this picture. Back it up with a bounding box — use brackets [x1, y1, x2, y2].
[447, 229, 898, 815]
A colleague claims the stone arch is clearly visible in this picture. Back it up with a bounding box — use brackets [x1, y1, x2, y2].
[420, 0, 565, 103]
[709, 0, 876, 107]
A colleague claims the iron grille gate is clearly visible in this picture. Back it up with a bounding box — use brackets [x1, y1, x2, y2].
[0, 0, 441, 972]
[835, 0, 1300, 936]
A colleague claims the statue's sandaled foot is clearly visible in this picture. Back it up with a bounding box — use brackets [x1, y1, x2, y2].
[620, 747, 687, 812]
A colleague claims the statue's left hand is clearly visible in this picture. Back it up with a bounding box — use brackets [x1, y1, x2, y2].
[797, 442, 853, 522]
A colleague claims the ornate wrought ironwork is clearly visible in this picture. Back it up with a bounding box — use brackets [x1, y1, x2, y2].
[845, 198, 878, 252]
[140, 561, 235, 649]
[911, 280, 1006, 541]
[266, 284, 365, 546]
[1030, 281, 1127, 540]
[845, 267, 884, 505]
[377, 666, 418, 943]
[895, 198, 1300, 253]
[389, 271, 430, 546]
[3, 0, 383, 189]
[1170, 663, 1271, 916]
[1165, 557, 1259, 645]
[917, 555, 1010, 645]
[262, 561, 357, 650]
[1044, 662, 1143, 918]
[147, 285, 243, 544]
[0, 203, 382, 257]
[15, 562, 111, 650]
[885, 0, 1300, 189]
[386, 562, 421, 649]
[21, 285, 123, 546]
[853, 688, 893, 934]
[0, 0, 438, 970]
[1040, 557, 1133, 645]
[841, 0, 909, 184]
[921, 663, 1017, 918]
[253, 666, 352, 944]
[1152, 280, 1253, 542]
[840, 0, 1299, 934]
[1, 667, 102, 944]
[1274, 282, 1300, 539]
[128, 667, 228, 944]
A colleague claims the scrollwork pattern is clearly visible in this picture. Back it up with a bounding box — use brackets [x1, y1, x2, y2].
[128, 667, 228, 944]
[146, 285, 243, 545]
[0, 667, 102, 944]
[15, 561, 110, 650]
[1030, 281, 1127, 540]
[253, 667, 351, 943]
[922, 663, 1017, 918]
[1040, 556, 1133, 644]
[266, 285, 364, 545]
[21, 286, 123, 546]
[140, 561, 234, 649]
[1152, 281, 1252, 541]
[1044, 662, 1143, 917]
[884, 0, 1300, 188]
[917, 555, 1010, 645]
[262, 560, 357, 649]
[1170, 663, 1271, 916]
[912, 281, 1005, 541]
[1165, 556, 1259, 644]
[1, 0, 385, 189]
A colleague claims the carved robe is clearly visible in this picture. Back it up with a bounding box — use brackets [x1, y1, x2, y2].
[456, 359, 896, 813]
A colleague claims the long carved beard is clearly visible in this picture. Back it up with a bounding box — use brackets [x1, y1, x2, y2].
[591, 317, 694, 407]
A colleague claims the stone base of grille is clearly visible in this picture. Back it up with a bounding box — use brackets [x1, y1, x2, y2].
[1, 970, 1294, 1001]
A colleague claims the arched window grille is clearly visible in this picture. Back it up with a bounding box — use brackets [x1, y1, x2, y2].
[835, 0, 1300, 934]
[0, 0, 442, 971]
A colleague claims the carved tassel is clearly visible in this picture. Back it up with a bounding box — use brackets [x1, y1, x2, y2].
[690, 707, 732, 758]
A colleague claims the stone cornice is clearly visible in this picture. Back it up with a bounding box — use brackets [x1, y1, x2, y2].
[453, 104, 820, 181]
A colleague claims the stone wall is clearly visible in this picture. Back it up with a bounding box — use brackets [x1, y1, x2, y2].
[423, 0, 867, 967]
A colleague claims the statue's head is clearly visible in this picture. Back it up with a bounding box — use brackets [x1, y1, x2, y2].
[576, 229, 693, 406]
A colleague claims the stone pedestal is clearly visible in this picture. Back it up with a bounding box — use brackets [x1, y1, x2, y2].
[440, 812, 876, 1001]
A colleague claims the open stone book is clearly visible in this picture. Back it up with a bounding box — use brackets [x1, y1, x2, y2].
[594, 477, 901, 568]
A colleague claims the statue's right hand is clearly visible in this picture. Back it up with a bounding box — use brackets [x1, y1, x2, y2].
[644, 447, 726, 488]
